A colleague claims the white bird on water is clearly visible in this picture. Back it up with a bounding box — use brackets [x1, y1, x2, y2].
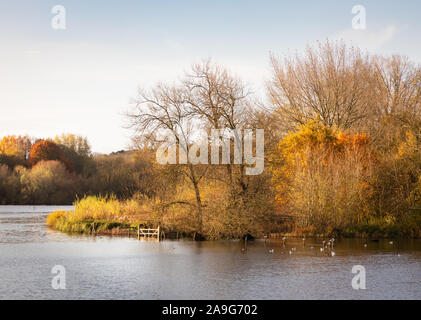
[389, 241, 393, 245]
[331, 251, 336, 257]
[269, 249, 274, 254]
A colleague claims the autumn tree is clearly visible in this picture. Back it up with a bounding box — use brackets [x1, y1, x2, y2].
[54, 134, 94, 176]
[20, 161, 77, 204]
[270, 118, 375, 232]
[28, 140, 74, 172]
[0, 135, 32, 169]
[0, 165, 20, 204]
[372, 130, 421, 222]
[361, 55, 421, 227]
[88, 149, 159, 199]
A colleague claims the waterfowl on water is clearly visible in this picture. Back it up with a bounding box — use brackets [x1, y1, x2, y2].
[269, 249, 274, 254]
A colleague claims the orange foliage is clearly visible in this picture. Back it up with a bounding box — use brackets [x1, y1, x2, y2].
[28, 140, 74, 172]
[270, 118, 376, 219]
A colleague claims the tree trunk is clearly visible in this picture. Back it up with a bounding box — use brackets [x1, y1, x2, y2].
[188, 164, 203, 234]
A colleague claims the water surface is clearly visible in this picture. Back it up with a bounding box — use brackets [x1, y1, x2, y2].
[1, 206, 421, 300]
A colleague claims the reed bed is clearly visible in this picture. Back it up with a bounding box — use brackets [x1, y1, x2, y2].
[47, 195, 152, 234]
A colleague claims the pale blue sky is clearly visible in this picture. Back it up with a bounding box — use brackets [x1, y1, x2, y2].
[1, 0, 420, 153]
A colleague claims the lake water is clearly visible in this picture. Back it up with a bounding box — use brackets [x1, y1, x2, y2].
[1, 206, 421, 300]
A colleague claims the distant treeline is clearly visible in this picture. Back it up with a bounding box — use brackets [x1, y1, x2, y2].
[0, 134, 157, 205]
[4, 40, 421, 239]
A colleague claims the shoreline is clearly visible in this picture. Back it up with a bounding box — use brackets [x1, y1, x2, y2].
[44, 198, 421, 240]
[47, 223, 421, 240]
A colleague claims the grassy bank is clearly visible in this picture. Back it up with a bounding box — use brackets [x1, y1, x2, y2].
[46, 195, 153, 234]
[47, 196, 421, 240]
[47, 192, 273, 239]
[47, 195, 210, 238]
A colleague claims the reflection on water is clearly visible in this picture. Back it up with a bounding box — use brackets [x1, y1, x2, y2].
[0, 206, 421, 299]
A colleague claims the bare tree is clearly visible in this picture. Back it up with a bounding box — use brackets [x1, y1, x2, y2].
[126, 83, 205, 235]
[268, 40, 372, 131]
[369, 55, 421, 143]
[372, 55, 421, 117]
[183, 60, 252, 196]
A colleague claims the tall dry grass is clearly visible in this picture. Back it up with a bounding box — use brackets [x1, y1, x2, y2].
[47, 195, 153, 233]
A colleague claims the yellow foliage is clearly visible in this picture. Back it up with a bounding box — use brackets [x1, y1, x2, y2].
[47, 195, 148, 228]
[46, 210, 67, 226]
[0, 135, 31, 158]
[270, 117, 375, 230]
